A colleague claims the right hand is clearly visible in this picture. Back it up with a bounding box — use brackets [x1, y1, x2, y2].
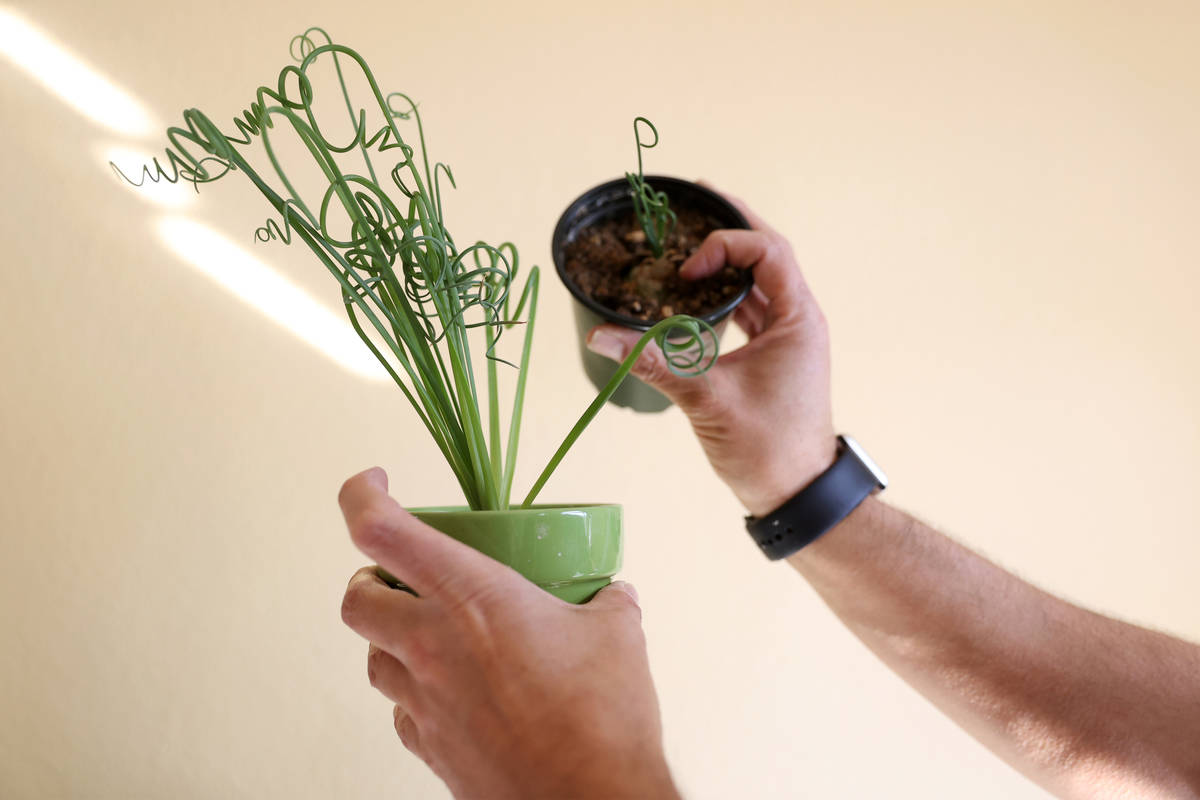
[339, 468, 678, 800]
[586, 187, 837, 517]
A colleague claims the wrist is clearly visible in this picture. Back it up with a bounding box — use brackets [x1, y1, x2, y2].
[784, 494, 889, 569]
[740, 434, 839, 518]
[564, 755, 679, 800]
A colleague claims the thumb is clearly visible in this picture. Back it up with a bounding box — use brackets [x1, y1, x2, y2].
[587, 580, 642, 617]
[585, 324, 721, 414]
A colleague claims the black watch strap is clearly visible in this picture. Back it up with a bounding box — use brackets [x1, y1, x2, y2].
[746, 435, 887, 560]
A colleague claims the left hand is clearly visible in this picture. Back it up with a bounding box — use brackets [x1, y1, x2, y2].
[338, 467, 680, 800]
[585, 187, 836, 518]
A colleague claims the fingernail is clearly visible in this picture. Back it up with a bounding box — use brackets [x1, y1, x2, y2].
[586, 330, 627, 362]
[367, 645, 379, 683]
[365, 466, 387, 488]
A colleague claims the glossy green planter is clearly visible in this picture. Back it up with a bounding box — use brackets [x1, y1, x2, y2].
[381, 505, 623, 604]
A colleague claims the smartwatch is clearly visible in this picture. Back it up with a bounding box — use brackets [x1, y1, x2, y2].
[745, 435, 887, 560]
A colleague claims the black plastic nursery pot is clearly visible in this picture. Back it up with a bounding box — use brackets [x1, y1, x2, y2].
[552, 176, 753, 412]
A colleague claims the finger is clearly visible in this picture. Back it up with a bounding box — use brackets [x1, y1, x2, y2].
[368, 643, 418, 706]
[732, 287, 768, 338]
[678, 230, 805, 313]
[338, 468, 497, 598]
[694, 179, 776, 233]
[393, 704, 425, 759]
[586, 580, 642, 621]
[733, 305, 762, 339]
[341, 566, 424, 657]
[585, 324, 725, 416]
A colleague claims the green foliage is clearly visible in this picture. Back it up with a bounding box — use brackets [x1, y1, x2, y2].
[116, 29, 717, 509]
[624, 116, 677, 258]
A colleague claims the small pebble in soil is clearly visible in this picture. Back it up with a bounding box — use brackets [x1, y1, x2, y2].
[563, 207, 747, 322]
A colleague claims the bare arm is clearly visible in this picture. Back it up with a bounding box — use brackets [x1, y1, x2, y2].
[794, 498, 1200, 798]
[587, 187, 1200, 798]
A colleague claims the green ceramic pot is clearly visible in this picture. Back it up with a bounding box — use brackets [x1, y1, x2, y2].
[381, 505, 623, 604]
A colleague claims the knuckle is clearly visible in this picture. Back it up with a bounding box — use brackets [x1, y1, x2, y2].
[350, 565, 380, 585]
[402, 628, 440, 675]
[454, 596, 497, 646]
[415, 714, 442, 754]
[366, 646, 387, 687]
[337, 476, 355, 507]
[340, 583, 369, 627]
[712, 229, 736, 249]
[607, 591, 642, 618]
[393, 707, 421, 752]
[764, 233, 790, 264]
[402, 714, 421, 743]
[699, 229, 728, 255]
[632, 350, 668, 384]
[805, 306, 831, 341]
[624, 616, 648, 643]
[350, 506, 394, 552]
[421, 565, 465, 601]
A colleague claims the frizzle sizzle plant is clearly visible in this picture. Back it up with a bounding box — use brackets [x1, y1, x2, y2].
[624, 116, 677, 259]
[115, 28, 717, 511]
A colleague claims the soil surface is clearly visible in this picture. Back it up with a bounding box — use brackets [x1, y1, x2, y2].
[562, 206, 746, 322]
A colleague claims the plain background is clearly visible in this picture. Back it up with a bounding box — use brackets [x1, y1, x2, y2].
[2, 1, 1198, 797]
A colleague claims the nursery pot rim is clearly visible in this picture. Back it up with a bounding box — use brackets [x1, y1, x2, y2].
[551, 174, 755, 332]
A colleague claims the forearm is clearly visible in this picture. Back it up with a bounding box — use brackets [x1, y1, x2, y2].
[597, 194, 1200, 795]
[788, 497, 1200, 799]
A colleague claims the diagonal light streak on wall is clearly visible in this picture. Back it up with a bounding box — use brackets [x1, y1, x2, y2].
[0, 8, 387, 382]
[0, 8, 156, 136]
[157, 216, 388, 382]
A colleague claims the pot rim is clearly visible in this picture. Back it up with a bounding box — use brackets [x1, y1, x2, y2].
[410, 504, 621, 516]
[551, 175, 754, 332]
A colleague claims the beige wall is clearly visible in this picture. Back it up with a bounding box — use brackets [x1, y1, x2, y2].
[2, 1, 1198, 797]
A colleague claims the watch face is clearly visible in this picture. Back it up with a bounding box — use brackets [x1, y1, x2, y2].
[840, 435, 888, 490]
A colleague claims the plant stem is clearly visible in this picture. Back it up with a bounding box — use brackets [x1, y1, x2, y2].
[501, 267, 539, 507]
[520, 316, 711, 507]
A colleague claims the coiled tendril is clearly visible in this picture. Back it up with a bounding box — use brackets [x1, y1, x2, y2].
[624, 116, 677, 258]
[114, 31, 719, 511]
[520, 314, 718, 505]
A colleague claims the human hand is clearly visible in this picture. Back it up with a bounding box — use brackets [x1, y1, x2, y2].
[338, 467, 679, 800]
[586, 186, 837, 517]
